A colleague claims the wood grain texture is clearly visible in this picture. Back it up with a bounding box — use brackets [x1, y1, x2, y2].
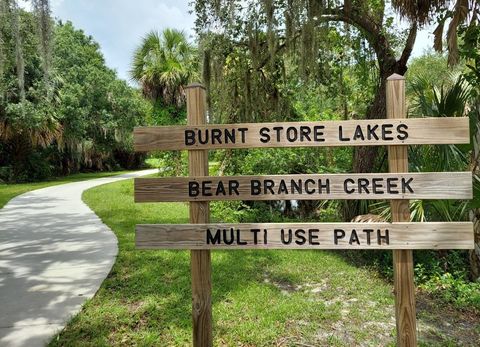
[186, 85, 212, 347]
[387, 74, 417, 347]
[134, 172, 472, 202]
[134, 117, 469, 151]
[135, 222, 474, 250]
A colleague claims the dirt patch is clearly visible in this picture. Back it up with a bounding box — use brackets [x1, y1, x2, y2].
[272, 280, 479, 346]
[417, 292, 480, 346]
[263, 272, 302, 294]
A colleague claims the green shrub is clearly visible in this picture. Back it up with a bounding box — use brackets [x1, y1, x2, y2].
[419, 272, 480, 310]
[0, 166, 13, 183]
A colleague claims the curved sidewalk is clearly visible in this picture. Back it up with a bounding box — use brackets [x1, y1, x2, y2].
[0, 170, 157, 347]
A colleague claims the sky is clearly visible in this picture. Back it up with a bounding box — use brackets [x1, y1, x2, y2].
[47, 0, 196, 82]
[21, 0, 434, 83]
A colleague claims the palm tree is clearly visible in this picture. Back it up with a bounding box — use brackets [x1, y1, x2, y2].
[131, 29, 197, 107]
[392, 0, 479, 66]
[367, 75, 480, 279]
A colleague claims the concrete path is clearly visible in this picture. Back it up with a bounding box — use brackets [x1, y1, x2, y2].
[0, 170, 157, 347]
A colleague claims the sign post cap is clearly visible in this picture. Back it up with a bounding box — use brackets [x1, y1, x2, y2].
[387, 73, 405, 81]
[185, 82, 206, 90]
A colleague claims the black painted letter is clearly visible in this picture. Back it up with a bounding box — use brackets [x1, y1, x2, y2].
[185, 130, 196, 146]
[334, 229, 346, 244]
[188, 181, 199, 197]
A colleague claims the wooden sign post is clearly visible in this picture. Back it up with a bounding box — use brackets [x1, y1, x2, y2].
[136, 222, 474, 249]
[134, 118, 470, 150]
[133, 77, 475, 347]
[135, 172, 472, 202]
[387, 74, 416, 346]
[186, 84, 213, 347]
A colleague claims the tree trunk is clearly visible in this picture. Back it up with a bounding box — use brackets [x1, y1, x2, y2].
[470, 114, 480, 281]
[12, 134, 32, 180]
[284, 199, 293, 217]
[469, 209, 480, 280]
[345, 63, 409, 221]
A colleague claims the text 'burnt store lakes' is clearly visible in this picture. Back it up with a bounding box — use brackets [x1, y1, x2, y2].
[133, 118, 470, 151]
[184, 122, 408, 145]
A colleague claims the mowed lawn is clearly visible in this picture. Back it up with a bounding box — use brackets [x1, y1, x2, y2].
[49, 178, 475, 346]
[0, 171, 130, 209]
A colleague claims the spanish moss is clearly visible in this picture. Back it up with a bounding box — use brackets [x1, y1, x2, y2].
[11, 0, 25, 105]
[0, 0, 7, 98]
[32, 0, 52, 85]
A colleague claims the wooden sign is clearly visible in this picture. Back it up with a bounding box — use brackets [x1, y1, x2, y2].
[133, 78, 474, 347]
[136, 222, 474, 250]
[134, 172, 472, 202]
[134, 117, 469, 151]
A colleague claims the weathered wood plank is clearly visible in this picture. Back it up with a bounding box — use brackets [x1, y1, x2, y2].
[134, 117, 469, 151]
[135, 222, 474, 250]
[134, 172, 472, 202]
[387, 74, 417, 346]
[186, 84, 213, 347]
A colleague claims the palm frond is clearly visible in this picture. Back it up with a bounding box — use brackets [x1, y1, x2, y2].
[391, 0, 445, 25]
[130, 28, 196, 104]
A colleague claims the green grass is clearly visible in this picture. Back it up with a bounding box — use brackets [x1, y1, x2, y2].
[145, 156, 220, 174]
[144, 157, 162, 168]
[0, 171, 129, 209]
[50, 178, 400, 346]
[49, 178, 480, 346]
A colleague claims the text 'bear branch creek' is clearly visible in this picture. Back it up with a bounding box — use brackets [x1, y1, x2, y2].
[188, 177, 414, 197]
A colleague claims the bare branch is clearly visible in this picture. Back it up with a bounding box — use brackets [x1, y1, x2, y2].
[319, 7, 396, 68]
[399, 23, 418, 67]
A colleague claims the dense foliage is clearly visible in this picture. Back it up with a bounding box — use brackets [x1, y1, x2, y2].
[191, 0, 480, 306]
[0, 6, 149, 182]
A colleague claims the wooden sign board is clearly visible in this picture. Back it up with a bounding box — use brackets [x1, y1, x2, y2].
[136, 222, 474, 250]
[133, 80, 474, 346]
[135, 172, 472, 202]
[134, 117, 469, 151]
